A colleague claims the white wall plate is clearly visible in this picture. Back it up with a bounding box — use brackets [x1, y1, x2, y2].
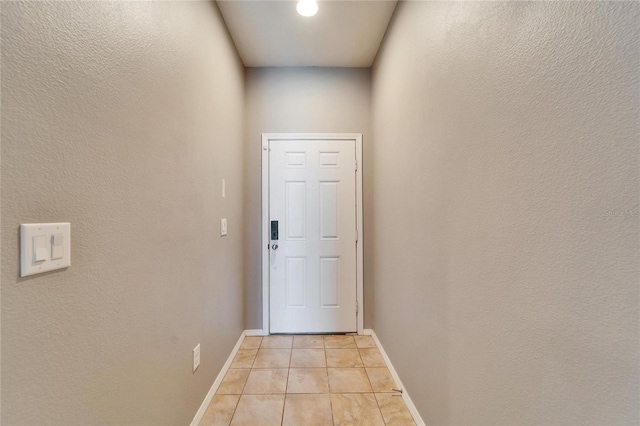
[20, 223, 71, 277]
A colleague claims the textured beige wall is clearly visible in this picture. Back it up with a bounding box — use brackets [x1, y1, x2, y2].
[1, 2, 245, 424]
[372, 1, 639, 424]
[244, 67, 372, 329]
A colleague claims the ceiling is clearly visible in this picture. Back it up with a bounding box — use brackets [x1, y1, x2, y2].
[216, 0, 398, 67]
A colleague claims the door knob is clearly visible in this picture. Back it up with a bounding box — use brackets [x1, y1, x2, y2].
[271, 244, 279, 250]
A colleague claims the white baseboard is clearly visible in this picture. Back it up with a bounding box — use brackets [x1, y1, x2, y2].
[362, 328, 373, 336]
[190, 331, 246, 426]
[370, 330, 426, 426]
[245, 329, 268, 336]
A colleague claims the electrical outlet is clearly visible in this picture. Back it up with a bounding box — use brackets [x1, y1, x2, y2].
[220, 219, 228, 236]
[193, 344, 200, 372]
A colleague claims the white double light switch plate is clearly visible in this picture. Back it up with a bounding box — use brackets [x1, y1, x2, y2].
[20, 223, 71, 277]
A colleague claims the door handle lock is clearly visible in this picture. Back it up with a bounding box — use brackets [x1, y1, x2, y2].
[271, 244, 279, 250]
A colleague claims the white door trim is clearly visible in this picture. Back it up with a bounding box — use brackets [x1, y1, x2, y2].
[261, 133, 364, 335]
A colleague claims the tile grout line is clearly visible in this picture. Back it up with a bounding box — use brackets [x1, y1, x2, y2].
[288, 337, 297, 398]
[249, 342, 259, 369]
[235, 339, 254, 424]
[234, 336, 263, 425]
[359, 338, 390, 425]
[359, 337, 388, 425]
[226, 394, 241, 426]
[324, 335, 337, 426]
[281, 338, 293, 426]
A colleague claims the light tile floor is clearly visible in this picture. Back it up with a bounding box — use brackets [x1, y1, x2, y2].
[200, 335, 416, 426]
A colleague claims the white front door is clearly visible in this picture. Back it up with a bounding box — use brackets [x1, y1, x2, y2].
[269, 139, 357, 333]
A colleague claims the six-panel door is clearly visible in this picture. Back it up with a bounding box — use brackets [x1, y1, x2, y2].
[269, 140, 357, 333]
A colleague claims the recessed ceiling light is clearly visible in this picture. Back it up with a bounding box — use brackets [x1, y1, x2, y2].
[297, 0, 318, 17]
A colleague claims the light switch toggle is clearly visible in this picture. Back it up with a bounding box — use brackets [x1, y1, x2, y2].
[33, 235, 47, 262]
[51, 234, 64, 260]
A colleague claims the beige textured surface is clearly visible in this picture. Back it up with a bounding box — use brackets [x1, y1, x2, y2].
[1, 2, 245, 424]
[286, 368, 330, 394]
[293, 335, 324, 349]
[230, 349, 258, 369]
[358, 348, 386, 368]
[260, 335, 293, 349]
[244, 67, 373, 330]
[372, 1, 639, 424]
[253, 349, 291, 368]
[203, 334, 416, 424]
[365, 368, 396, 393]
[354, 335, 376, 348]
[282, 394, 333, 426]
[327, 368, 372, 393]
[290, 348, 326, 367]
[231, 395, 285, 426]
[324, 335, 357, 349]
[326, 349, 364, 368]
[201, 395, 240, 426]
[330, 394, 385, 426]
[218, 370, 251, 395]
[240, 336, 263, 350]
[375, 393, 415, 426]
[244, 369, 288, 394]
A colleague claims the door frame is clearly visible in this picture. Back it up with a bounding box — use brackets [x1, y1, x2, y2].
[261, 133, 364, 336]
